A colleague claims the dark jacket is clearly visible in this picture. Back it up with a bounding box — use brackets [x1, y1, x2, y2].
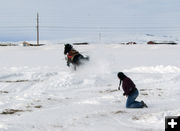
[122, 77, 137, 96]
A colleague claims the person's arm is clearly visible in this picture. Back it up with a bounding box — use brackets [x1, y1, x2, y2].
[123, 85, 129, 96]
[67, 60, 70, 67]
[125, 78, 135, 95]
[122, 81, 129, 96]
[67, 54, 71, 67]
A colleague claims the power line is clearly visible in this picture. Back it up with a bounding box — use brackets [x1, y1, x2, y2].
[0, 25, 180, 29]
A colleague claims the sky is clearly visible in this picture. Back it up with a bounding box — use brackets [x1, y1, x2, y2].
[0, 0, 180, 41]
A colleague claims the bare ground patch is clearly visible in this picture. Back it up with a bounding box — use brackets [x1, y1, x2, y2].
[0, 90, 9, 94]
[132, 116, 140, 120]
[112, 110, 127, 114]
[34, 105, 42, 108]
[141, 93, 148, 96]
[99, 89, 118, 94]
[0, 79, 42, 83]
[0, 109, 26, 115]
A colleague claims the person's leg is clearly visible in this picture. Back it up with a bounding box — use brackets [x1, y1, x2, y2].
[73, 54, 83, 65]
[126, 90, 143, 108]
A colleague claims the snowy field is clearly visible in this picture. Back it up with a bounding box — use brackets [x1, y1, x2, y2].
[0, 43, 180, 131]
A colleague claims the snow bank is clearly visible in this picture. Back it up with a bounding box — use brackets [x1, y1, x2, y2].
[124, 65, 180, 73]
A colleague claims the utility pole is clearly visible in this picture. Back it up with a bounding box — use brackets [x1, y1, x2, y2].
[37, 13, 39, 46]
[99, 32, 101, 42]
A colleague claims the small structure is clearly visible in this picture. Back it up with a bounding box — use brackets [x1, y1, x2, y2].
[147, 41, 177, 45]
[73, 42, 89, 45]
[23, 41, 32, 46]
[23, 41, 44, 46]
[0, 43, 17, 46]
[126, 42, 136, 45]
[120, 42, 137, 45]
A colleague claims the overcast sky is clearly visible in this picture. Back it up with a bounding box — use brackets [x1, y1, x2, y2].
[0, 0, 180, 41]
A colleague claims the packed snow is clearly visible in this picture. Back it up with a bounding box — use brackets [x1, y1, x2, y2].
[0, 42, 180, 131]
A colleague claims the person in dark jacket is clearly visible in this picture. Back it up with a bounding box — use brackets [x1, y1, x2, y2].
[117, 72, 148, 108]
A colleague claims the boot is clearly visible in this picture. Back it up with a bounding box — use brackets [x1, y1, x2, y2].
[141, 101, 148, 108]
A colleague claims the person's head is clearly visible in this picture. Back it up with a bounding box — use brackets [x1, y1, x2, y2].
[64, 44, 73, 54]
[117, 72, 126, 80]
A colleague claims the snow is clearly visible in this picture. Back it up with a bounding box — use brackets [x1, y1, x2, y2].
[0, 42, 180, 131]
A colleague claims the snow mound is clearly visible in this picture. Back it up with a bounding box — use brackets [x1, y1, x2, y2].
[124, 65, 180, 73]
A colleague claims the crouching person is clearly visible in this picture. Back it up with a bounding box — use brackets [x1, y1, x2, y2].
[117, 72, 148, 108]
